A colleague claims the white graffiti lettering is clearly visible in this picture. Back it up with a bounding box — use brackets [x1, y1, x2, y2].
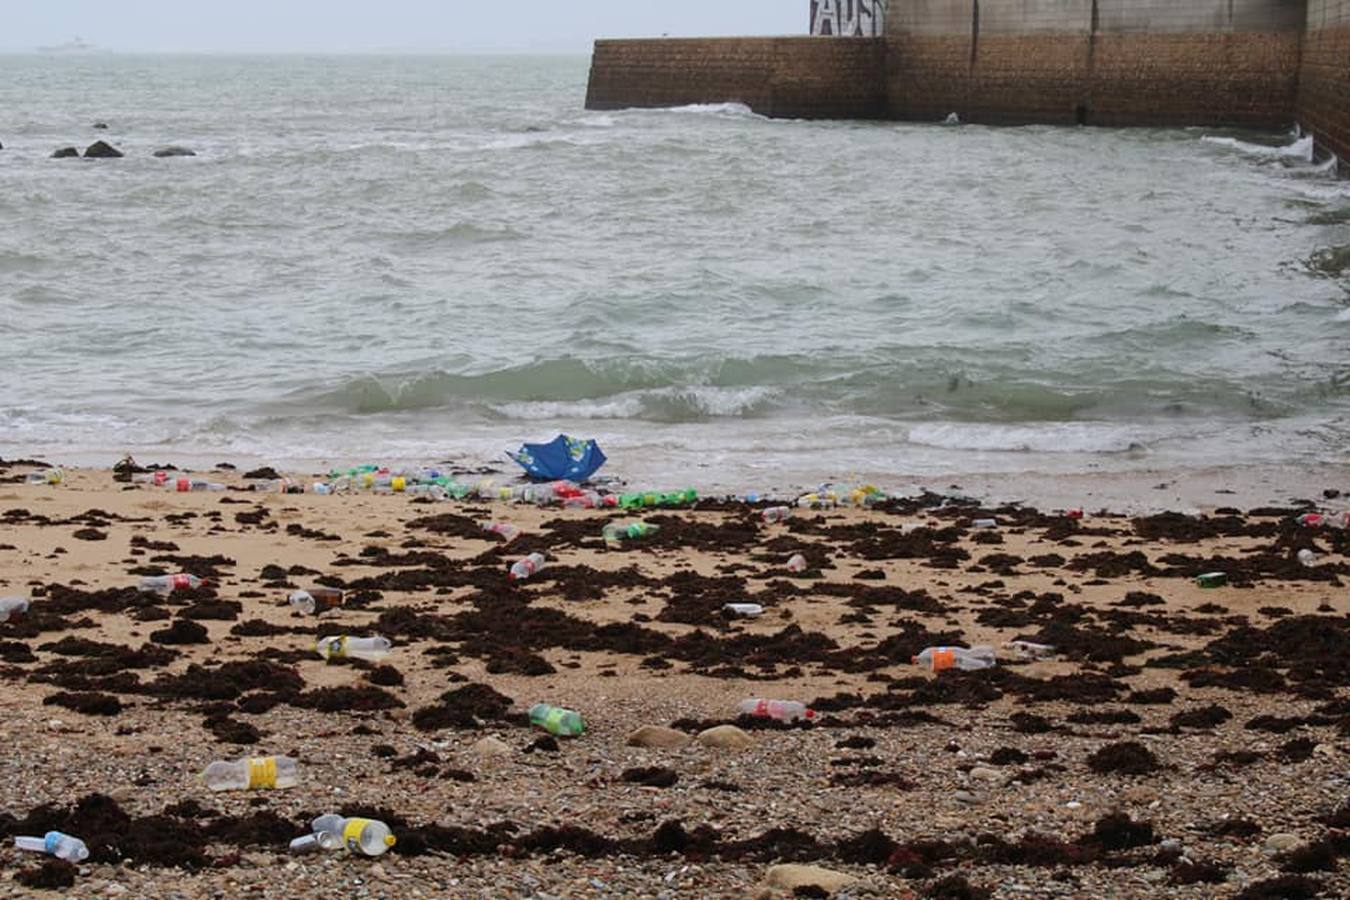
[810, 0, 886, 37]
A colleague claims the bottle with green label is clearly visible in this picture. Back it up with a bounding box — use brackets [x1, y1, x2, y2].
[602, 521, 660, 546]
[528, 702, 585, 737]
[1196, 572, 1227, 588]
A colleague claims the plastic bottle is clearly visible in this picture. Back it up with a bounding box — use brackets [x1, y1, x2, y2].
[289, 587, 344, 615]
[14, 832, 89, 862]
[528, 702, 585, 736]
[912, 645, 997, 672]
[1196, 572, 1227, 588]
[315, 635, 392, 662]
[737, 698, 816, 722]
[139, 573, 203, 594]
[508, 552, 547, 582]
[786, 553, 808, 573]
[723, 602, 763, 618]
[483, 522, 520, 541]
[0, 596, 30, 622]
[971, 518, 997, 528]
[1004, 640, 1055, 661]
[170, 477, 225, 492]
[24, 468, 63, 485]
[313, 482, 334, 495]
[1297, 548, 1317, 567]
[1297, 512, 1325, 527]
[202, 755, 299, 791]
[404, 483, 447, 499]
[796, 492, 838, 509]
[602, 521, 660, 545]
[131, 471, 172, 486]
[309, 815, 395, 856]
[761, 506, 792, 524]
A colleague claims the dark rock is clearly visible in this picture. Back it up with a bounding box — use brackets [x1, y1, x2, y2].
[83, 140, 124, 159]
[153, 146, 196, 158]
[52, 147, 80, 159]
[92, 122, 109, 129]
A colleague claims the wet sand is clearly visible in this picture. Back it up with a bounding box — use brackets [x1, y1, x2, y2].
[0, 462, 1348, 898]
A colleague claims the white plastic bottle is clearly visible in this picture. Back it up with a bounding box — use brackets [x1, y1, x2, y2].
[723, 602, 764, 618]
[139, 573, 203, 594]
[14, 832, 89, 862]
[483, 522, 520, 541]
[786, 553, 808, 573]
[912, 645, 997, 672]
[737, 698, 816, 722]
[1297, 548, 1317, 567]
[509, 552, 547, 582]
[761, 506, 792, 524]
[308, 814, 395, 856]
[202, 755, 299, 791]
[0, 596, 30, 622]
[315, 635, 392, 662]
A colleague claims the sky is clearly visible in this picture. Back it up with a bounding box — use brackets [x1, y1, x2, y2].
[4, 1, 807, 53]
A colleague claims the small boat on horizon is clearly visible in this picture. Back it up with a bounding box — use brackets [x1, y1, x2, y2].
[37, 37, 100, 53]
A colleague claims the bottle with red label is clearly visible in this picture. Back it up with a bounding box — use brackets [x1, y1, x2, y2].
[912, 645, 996, 672]
[139, 573, 204, 595]
[736, 698, 815, 722]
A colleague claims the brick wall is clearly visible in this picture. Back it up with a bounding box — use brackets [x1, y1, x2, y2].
[585, 37, 886, 119]
[885, 0, 1304, 128]
[1298, 0, 1350, 162]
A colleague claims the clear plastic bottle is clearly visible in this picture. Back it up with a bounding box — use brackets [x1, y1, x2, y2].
[1297, 548, 1317, 567]
[1004, 640, 1055, 661]
[761, 506, 792, 524]
[24, 468, 63, 485]
[912, 645, 997, 672]
[170, 477, 225, 492]
[602, 521, 660, 545]
[202, 755, 299, 791]
[722, 602, 763, 618]
[970, 518, 997, 528]
[14, 831, 89, 862]
[528, 702, 585, 736]
[308, 815, 395, 856]
[483, 522, 520, 541]
[405, 483, 448, 499]
[508, 552, 547, 582]
[786, 553, 808, 573]
[315, 635, 391, 662]
[289, 588, 344, 615]
[796, 492, 838, 509]
[737, 698, 816, 722]
[0, 596, 30, 622]
[131, 471, 172, 486]
[139, 573, 203, 594]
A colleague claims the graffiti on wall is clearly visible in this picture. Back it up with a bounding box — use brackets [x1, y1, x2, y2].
[810, 0, 886, 37]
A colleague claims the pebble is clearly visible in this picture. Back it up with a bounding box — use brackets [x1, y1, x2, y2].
[764, 863, 856, 893]
[470, 736, 513, 757]
[968, 766, 1000, 782]
[954, 790, 982, 805]
[695, 725, 754, 750]
[626, 725, 692, 749]
[1160, 838, 1182, 853]
[1264, 833, 1300, 853]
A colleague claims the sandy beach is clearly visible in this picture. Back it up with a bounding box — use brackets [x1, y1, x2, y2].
[0, 460, 1348, 898]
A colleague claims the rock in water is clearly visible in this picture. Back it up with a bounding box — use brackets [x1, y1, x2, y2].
[92, 122, 109, 129]
[695, 724, 753, 750]
[764, 864, 856, 894]
[153, 146, 196, 158]
[84, 140, 124, 159]
[627, 725, 691, 749]
[52, 147, 80, 159]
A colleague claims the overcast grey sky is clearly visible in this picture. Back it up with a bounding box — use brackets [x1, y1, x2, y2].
[5, 1, 806, 53]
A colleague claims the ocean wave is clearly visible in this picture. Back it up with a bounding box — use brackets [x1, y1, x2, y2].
[489, 386, 778, 423]
[657, 102, 766, 120]
[906, 422, 1152, 454]
[1201, 134, 1313, 162]
[387, 221, 526, 246]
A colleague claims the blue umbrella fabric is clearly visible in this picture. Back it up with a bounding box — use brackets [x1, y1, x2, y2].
[507, 434, 607, 482]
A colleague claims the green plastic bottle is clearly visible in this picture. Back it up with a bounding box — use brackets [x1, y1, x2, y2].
[529, 703, 585, 737]
[602, 521, 660, 545]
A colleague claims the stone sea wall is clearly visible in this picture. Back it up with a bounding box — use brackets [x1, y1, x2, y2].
[585, 37, 886, 120]
[1298, 0, 1350, 162]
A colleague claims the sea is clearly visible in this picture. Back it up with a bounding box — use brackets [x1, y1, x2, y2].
[1, 53, 1348, 493]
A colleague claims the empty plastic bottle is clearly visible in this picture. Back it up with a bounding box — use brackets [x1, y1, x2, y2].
[24, 468, 63, 485]
[483, 522, 520, 541]
[311, 815, 395, 856]
[1297, 512, 1326, 527]
[912, 645, 997, 672]
[971, 518, 997, 528]
[289, 587, 344, 615]
[170, 477, 225, 492]
[139, 573, 203, 594]
[602, 521, 660, 545]
[1004, 640, 1055, 660]
[131, 471, 172, 486]
[737, 698, 816, 722]
[786, 553, 808, 573]
[723, 602, 764, 618]
[404, 483, 448, 499]
[796, 492, 838, 509]
[0, 596, 30, 622]
[315, 635, 391, 662]
[14, 832, 88, 862]
[1297, 548, 1317, 567]
[312, 482, 334, 495]
[761, 506, 792, 524]
[529, 702, 585, 736]
[508, 552, 547, 582]
[202, 755, 299, 791]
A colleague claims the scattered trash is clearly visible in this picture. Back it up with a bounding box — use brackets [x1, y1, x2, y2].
[602, 521, 660, 546]
[761, 506, 792, 524]
[288, 587, 344, 615]
[14, 832, 88, 862]
[971, 518, 997, 528]
[1195, 572, 1227, 588]
[0, 596, 30, 623]
[315, 635, 392, 662]
[722, 602, 764, 618]
[785, 553, 808, 573]
[529, 702, 585, 737]
[508, 552, 547, 582]
[1004, 640, 1056, 661]
[482, 522, 520, 541]
[202, 755, 299, 791]
[796, 492, 838, 510]
[912, 645, 997, 672]
[23, 468, 63, 485]
[248, 477, 301, 493]
[1296, 548, 1317, 567]
[139, 573, 204, 595]
[1297, 512, 1325, 527]
[169, 476, 226, 492]
[131, 471, 172, 486]
[508, 434, 607, 482]
[1065, 508, 1085, 519]
[618, 488, 696, 509]
[737, 698, 815, 722]
[303, 814, 396, 856]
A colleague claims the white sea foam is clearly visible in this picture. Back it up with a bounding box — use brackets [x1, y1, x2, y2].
[906, 423, 1150, 454]
[1200, 134, 1314, 162]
